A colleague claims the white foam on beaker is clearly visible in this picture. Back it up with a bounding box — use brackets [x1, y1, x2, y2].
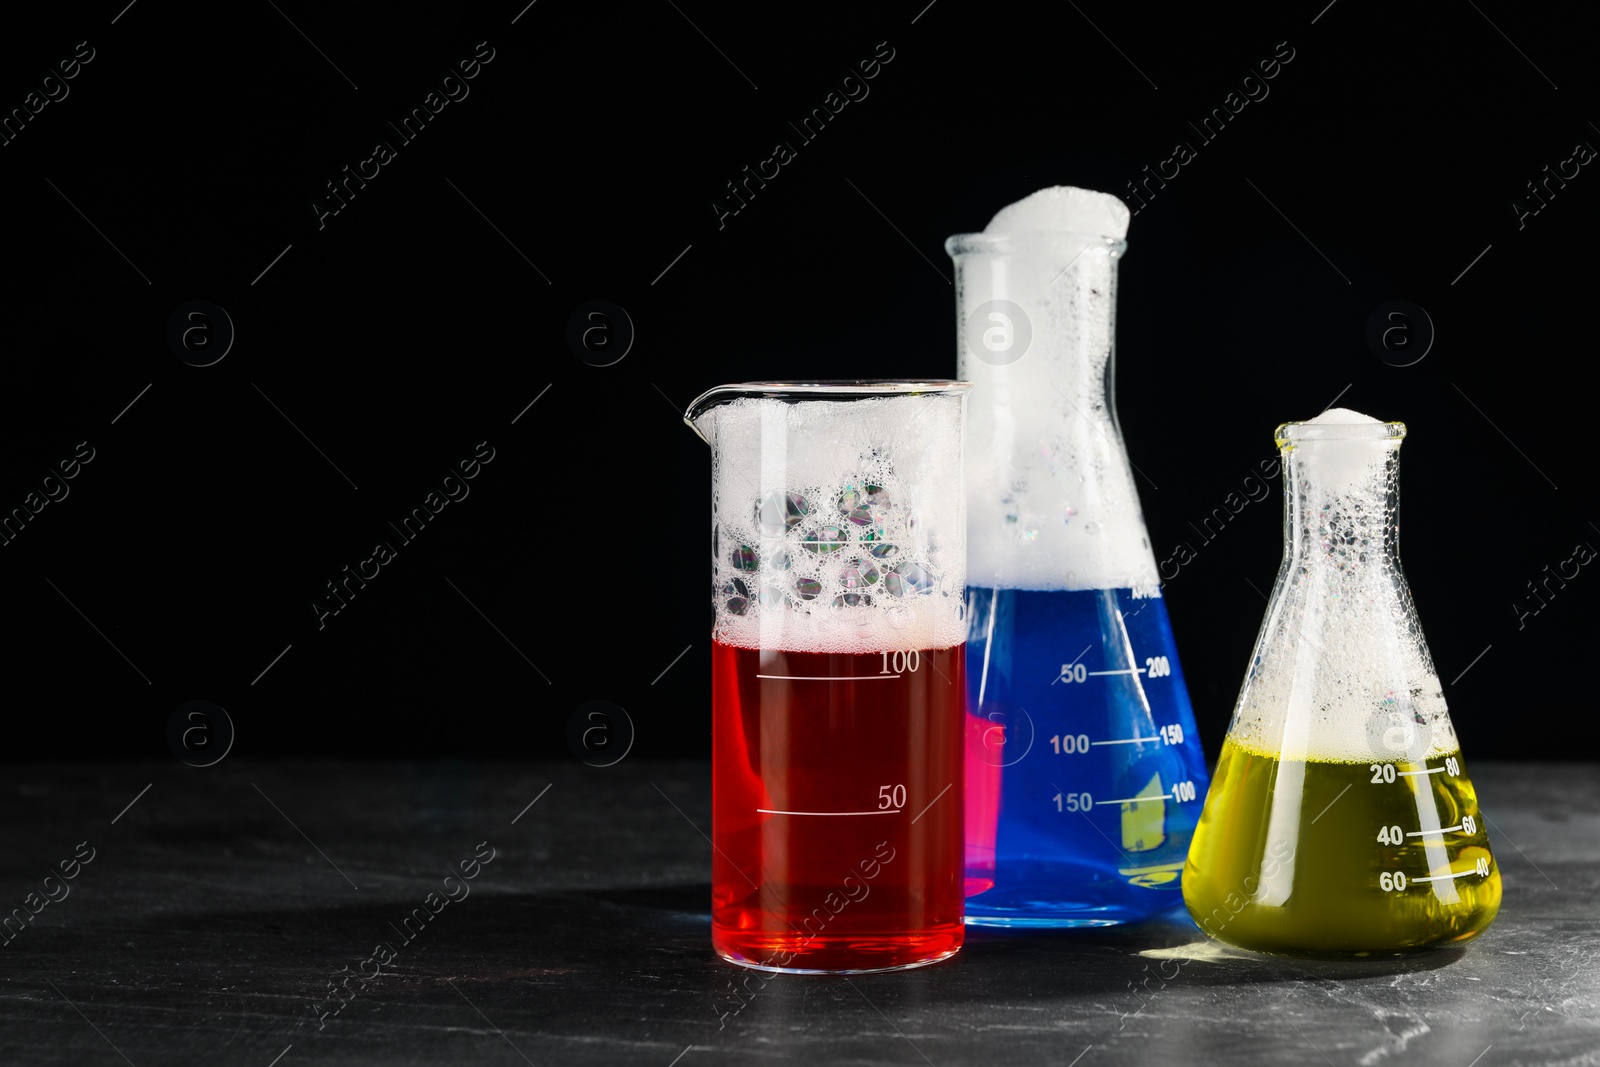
[704, 394, 967, 654]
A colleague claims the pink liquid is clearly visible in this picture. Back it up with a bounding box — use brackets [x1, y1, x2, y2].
[710, 640, 965, 971]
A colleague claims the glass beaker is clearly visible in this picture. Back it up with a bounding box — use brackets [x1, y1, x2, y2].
[687, 381, 970, 973]
[1182, 411, 1501, 955]
[948, 223, 1210, 927]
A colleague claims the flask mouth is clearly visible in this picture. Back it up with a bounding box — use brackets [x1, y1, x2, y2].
[684, 380, 971, 443]
[1275, 419, 1406, 448]
[944, 232, 1128, 259]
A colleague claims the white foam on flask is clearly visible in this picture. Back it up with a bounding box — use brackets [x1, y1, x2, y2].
[983, 186, 1131, 238]
[957, 186, 1158, 592]
[702, 393, 967, 654]
[1295, 407, 1388, 496]
[1228, 407, 1459, 763]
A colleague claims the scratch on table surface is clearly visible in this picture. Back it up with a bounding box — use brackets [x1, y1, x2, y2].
[1356, 1011, 1430, 1066]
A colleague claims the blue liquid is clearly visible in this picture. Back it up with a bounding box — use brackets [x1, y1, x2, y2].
[964, 587, 1210, 926]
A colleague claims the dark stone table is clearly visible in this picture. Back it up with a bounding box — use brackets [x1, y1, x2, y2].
[1, 761, 1594, 1066]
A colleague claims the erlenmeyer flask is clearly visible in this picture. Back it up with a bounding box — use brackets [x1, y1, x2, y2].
[1183, 410, 1501, 955]
[948, 187, 1210, 926]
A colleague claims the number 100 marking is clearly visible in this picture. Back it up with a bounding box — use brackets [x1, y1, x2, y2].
[880, 650, 920, 674]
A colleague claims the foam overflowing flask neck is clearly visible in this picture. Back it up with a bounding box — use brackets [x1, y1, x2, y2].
[947, 186, 1210, 928]
[1280, 417, 1407, 577]
[948, 230, 1151, 590]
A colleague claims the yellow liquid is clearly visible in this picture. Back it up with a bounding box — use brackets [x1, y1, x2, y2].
[1182, 739, 1501, 955]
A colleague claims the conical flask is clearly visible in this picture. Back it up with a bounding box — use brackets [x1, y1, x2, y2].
[948, 187, 1210, 926]
[1183, 409, 1501, 955]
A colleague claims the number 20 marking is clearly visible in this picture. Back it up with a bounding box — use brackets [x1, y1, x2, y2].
[1370, 763, 1396, 783]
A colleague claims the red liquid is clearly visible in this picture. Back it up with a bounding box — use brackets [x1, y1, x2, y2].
[711, 640, 966, 972]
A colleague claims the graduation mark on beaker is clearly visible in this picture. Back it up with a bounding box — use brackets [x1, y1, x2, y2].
[757, 783, 909, 817]
[755, 673, 903, 681]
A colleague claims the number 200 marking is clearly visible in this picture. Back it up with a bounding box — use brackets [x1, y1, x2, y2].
[880, 650, 920, 674]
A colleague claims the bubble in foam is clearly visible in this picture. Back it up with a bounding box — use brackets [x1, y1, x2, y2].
[839, 483, 889, 526]
[731, 544, 758, 571]
[757, 491, 809, 536]
[840, 560, 880, 591]
[885, 563, 935, 598]
[803, 525, 848, 554]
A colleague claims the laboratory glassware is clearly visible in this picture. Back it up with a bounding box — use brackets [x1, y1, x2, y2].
[1182, 412, 1500, 955]
[949, 221, 1210, 927]
[687, 381, 970, 972]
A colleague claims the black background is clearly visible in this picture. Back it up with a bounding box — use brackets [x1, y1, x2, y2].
[2, 1, 1593, 762]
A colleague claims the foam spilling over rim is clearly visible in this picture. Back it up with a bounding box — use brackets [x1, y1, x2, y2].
[983, 185, 1131, 237]
[957, 185, 1156, 591]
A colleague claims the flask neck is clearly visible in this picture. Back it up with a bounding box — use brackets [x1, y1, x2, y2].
[1281, 436, 1402, 576]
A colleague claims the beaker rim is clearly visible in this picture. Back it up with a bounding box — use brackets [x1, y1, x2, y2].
[944, 232, 1128, 257]
[1275, 419, 1408, 446]
[685, 380, 971, 440]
